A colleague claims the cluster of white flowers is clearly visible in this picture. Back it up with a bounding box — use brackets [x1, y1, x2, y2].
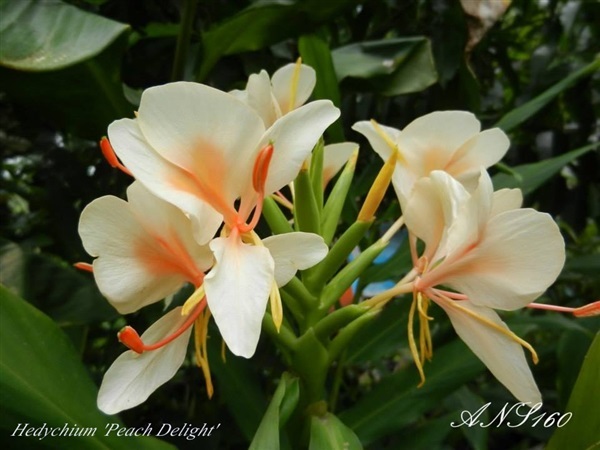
[78, 61, 567, 414]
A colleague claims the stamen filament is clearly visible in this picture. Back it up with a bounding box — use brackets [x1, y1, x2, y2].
[119, 300, 206, 354]
[238, 144, 274, 233]
[194, 308, 214, 398]
[408, 291, 426, 386]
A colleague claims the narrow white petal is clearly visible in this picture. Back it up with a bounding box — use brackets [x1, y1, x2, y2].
[351, 120, 399, 161]
[438, 299, 542, 404]
[260, 100, 340, 194]
[262, 232, 328, 286]
[97, 307, 192, 414]
[245, 70, 281, 127]
[204, 235, 275, 358]
[322, 142, 358, 185]
[271, 63, 316, 113]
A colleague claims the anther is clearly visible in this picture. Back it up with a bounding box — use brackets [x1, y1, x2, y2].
[100, 137, 133, 176]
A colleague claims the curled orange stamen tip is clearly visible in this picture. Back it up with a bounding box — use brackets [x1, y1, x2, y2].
[100, 137, 119, 168]
[73, 262, 93, 273]
[118, 326, 145, 354]
[252, 144, 274, 193]
[100, 136, 132, 176]
[573, 301, 600, 317]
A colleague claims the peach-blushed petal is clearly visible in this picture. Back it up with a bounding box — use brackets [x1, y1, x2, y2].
[447, 128, 509, 178]
[136, 82, 266, 203]
[108, 119, 224, 244]
[126, 182, 214, 274]
[322, 142, 359, 186]
[438, 299, 542, 404]
[439, 208, 565, 310]
[271, 63, 316, 113]
[80, 196, 185, 313]
[204, 234, 275, 358]
[396, 112, 481, 168]
[97, 307, 193, 414]
[259, 100, 340, 195]
[262, 232, 329, 287]
[491, 188, 523, 216]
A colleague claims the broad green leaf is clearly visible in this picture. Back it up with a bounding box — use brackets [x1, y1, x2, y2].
[0, 240, 117, 325]
[249, 373, 299, 450]
[444, 387, 488, 450]
[564, 253, 600, 277]
[0, 285, 174, 450]
[0, 0, 129, 71]
[340, 339, 485, 444]
[299, 33, 345, 142]
[331, 37, 438, 96]
[208, 336, 267, 442]
[495, 59, 600, 132]
[197, 0, 357, 80]
[385, 412, 456, 450]
[345, 302, 408, 364]
[0, 0, 132, 137]
[309, 412, 363, 450]
[492, 143, 598, 195]
[546, 333, 600, 450]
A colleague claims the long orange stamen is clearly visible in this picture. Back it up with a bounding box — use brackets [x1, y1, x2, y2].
[238, 144, 274, 233]
[527, 300, 600, 317]
[118, 299, 207, 354]
[73, 262, 93, 273]
[100, 137, 132, 176]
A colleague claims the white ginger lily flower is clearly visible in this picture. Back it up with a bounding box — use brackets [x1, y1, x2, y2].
[230, 59, 317, 127]
[106, 82, 337, 358]
[79, 181, 328, 413]
[79, 181, 213, 314]
[402, 170, 565, 404]
[322, 142, 359, 187]
[352, 111, 509, 207]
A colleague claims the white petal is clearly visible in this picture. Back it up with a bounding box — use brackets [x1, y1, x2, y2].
[262, 232, 328, 286]
[271, 63, 316, 113]
[79, 196, 187, 314]
[204, 235, 275, 358]
[260, 100, 340, 194]
[491, 188, 523, 216]
[137, 82, 266, 202]
[438, 299, 541, 404]
[109, 118, 223, 244]
[351, 120, 399, 161]
[126, 181, 214, 273]
[322, 142, 358, 186]
[442, 208, 565, 310]
[97, 307, 192, 414]
[447, 128, 510, 179]
[244, 70, 281, 127]
[398, 111, 481, 163]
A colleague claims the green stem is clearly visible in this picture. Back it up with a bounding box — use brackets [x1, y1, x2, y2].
[262, 196, 294, 235]
[328, 350, 346, 413]
[282, 276, 318, 311]
[262, 313, 297, 351]
[171, 0, 198, 81]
